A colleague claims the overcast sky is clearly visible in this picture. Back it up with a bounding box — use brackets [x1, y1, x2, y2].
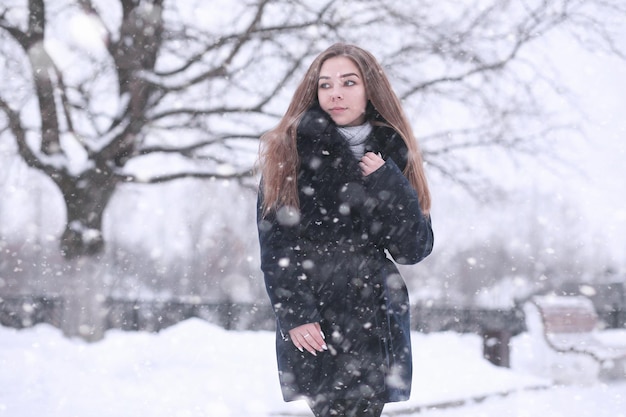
[548, 33, 626, 264]
[426, 27, 626, 273]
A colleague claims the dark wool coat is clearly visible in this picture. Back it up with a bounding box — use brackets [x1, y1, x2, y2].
[257, 106, 434, 404]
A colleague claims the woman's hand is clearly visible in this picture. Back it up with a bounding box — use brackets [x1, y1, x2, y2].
[288, 322, 327, 356]
[360, 152, 384, 176]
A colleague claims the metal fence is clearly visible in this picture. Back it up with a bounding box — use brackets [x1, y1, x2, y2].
[105, 298, 276, 332]
[3, 295, 624, 367]
[1, 294, 623, 334]
[0, 296, 275, 332]
[0, 295, 64, 329]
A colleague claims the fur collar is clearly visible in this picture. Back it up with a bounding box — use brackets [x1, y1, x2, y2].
[294, 106, 409, 239]
[297, 106, 408, 174]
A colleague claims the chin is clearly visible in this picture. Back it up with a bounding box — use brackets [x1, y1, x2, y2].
[336, 117, 361, 127]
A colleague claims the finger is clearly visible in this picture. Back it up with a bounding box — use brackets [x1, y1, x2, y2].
[291, 333, 310, 354]
[360, 156, 384, 176]
[359, 159, 374, 169]
[297, 332, 320, 356]
[300, 325, 327, 354]
[363, 152, 383, 161]
[360, 155, 380, 168]
[314, 322, 325, 340]
[305, 330, 327, 352]
[290, 335, 304, 353]
[289, 323, 327, 355]
[310, 322, 326, 343]
[290, 328, 312, 354]
[359, 161, 375, 176]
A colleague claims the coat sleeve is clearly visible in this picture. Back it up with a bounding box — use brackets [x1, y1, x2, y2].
[363, 159, 434, 265]
[256, 189, 322, 336]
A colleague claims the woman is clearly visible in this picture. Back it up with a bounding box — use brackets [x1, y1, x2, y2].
[257, 43, 433, 417]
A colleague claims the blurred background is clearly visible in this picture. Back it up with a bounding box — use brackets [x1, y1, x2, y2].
[1, 0, 625, 342]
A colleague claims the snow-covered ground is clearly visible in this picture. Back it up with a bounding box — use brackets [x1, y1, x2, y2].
[0, 319, 624, 417]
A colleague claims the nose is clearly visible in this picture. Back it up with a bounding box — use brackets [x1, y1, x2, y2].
[331, 86, 342, 101]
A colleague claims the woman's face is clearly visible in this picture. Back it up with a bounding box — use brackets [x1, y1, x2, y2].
[317, 56, 367, 127]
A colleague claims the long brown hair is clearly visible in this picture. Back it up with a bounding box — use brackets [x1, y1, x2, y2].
[259, 43, 431, 216]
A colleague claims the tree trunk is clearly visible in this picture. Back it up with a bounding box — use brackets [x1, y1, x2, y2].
[55, 169, 119, 341]
[58, 173, 117, 259]
[60, 255, 108, 341]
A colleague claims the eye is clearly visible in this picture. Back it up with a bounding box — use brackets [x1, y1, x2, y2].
[318, 82, 330, 89]
[344, 79, 356, 86]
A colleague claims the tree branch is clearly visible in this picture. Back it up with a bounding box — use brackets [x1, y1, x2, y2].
[0, 97, 45, 172]
[138, 134, 259, 156]
[119, 168, 254, 184]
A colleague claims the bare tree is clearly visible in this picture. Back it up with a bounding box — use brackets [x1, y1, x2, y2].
[360, 0, 626, 198]
[0, 0, 339, 338]
[0, 0, 336, 257]
[1, 0, 624, 339]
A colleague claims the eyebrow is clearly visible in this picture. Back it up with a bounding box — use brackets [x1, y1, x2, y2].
[318, 72, 361, 80]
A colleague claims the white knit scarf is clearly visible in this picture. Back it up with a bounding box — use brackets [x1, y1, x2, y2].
[337, 123, 373, 158]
